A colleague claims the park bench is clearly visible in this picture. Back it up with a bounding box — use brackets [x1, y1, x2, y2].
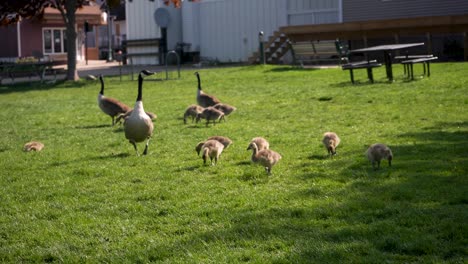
[0, 61, 65, 84]
[290, 40, 342, 66]
[400, 56, 438, 80]
[341, 60, 382, 84]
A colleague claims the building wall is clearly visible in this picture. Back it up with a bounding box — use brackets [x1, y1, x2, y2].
[125, 0, 341, 64]
[343, 0, 468, 22]
[194, 0, 287, 62]
[0, 24, 19, 59]
[125, 1, 182, 64]
[20, 20, 46, 58]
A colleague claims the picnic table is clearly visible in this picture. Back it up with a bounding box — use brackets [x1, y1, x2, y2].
[349, 43, 425, 81]
[0, 61, 64, 84]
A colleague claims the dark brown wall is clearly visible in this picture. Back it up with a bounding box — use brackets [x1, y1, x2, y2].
[0, 24, 19, 57]
[343, 0, 468, 22]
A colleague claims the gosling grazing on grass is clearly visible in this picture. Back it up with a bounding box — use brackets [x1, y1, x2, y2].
[98, 75, 131, 125]
[195, 136, 233, 155]
[183, 104, 204, 124]
[23, 141, 44, 152]
[124, 70, 155, 155]
[322, 132, 340, 156]
[366, 143, 393, 170]
[247, 142, 282, 175]
[195, 72, 221, 107]
[213, 103, 237, 116]
[249, 137, 270, 151]
[197, 139, 224, 165]
[196, 107, 225, 126]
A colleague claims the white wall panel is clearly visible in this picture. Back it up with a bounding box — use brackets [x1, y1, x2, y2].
[197, 0, 287, 62]
[126, 0, 341, 63]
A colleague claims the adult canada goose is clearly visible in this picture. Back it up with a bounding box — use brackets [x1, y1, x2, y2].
[124, 70, 155, 155]
[98, 75, 131, 125]
[247, 142, 282, 175]
[195, 72, 221, 107]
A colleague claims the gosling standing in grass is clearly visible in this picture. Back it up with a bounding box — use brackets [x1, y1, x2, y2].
[98, 75, 131, 125]
[247, 142, 282, 175]
[196, 107, 225, 126]
[124, 70, 154, 155]
[197, 139, 224, 165]
[366, 143, 393, 169]
[322, 132, 340, 157]
[213, 103, 236, 116]
[250, 137, 270, 151]
[183, 104, 204, 124]
[195, 136, 233, 155]
[195, 72, 221, 107]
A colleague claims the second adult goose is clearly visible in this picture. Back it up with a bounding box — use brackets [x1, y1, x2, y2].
[195, 72, 221, 107]
[124, 70, 155, 155]
[98, 75, 131, 125]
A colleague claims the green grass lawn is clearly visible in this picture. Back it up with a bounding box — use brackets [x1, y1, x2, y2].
[0, 63, 467, 263]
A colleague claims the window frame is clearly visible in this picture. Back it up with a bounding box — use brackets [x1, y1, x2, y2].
[42, 27, 67, 55]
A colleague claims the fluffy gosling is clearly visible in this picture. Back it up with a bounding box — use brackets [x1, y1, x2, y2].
[196, 107, 225, 126]
[197, 139, 225, 165]
[124, 70, 155, 155]
[183, 104, 204, 124]
[213, 103, 237, 116]
[249, 137, 270, 151]
[195, 72, 221, 107]
[23, 141, 44, 152]
[247, 142, 282, 175]
[366, 143, 393, 170]
[322, 132, 341, 156]
[98, 75, 131, 125]
[195, 136, 233, 155]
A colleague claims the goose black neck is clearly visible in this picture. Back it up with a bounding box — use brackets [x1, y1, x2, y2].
[196, 73, 201, 90]
[99, 76, 104, 95]
[137, 74, 143, 101]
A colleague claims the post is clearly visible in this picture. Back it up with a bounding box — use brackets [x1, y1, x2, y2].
[84, 20, 89, 65]
[258, 31, 265, 64]
[107, 14, 114, 62]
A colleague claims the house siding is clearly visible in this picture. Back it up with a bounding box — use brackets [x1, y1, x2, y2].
[20, 20, 47, 58]
[125, 1, 182, 64]
[343, 0, 468, 22]
[0, 25, 19, 58]
[195, 0, 287, 62]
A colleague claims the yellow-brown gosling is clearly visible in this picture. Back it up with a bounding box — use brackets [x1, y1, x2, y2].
[247, 142, 282, 175]
[366, 143, 393, 169]
[322, 132, 341, 156]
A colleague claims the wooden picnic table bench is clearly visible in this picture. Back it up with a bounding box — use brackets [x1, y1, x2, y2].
[290, 40, 342, 66]
[401, 56, 438, 80]
[341, 60, 382, 84]
[0, 61, 65, 84]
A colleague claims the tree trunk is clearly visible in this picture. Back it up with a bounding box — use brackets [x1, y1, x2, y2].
[64, 0, 79, 81]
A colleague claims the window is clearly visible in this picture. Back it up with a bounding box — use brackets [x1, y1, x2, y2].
[43, 28, 67, 54]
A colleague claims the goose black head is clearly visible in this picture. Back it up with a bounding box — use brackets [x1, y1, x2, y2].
[140, 70, 154, 77]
